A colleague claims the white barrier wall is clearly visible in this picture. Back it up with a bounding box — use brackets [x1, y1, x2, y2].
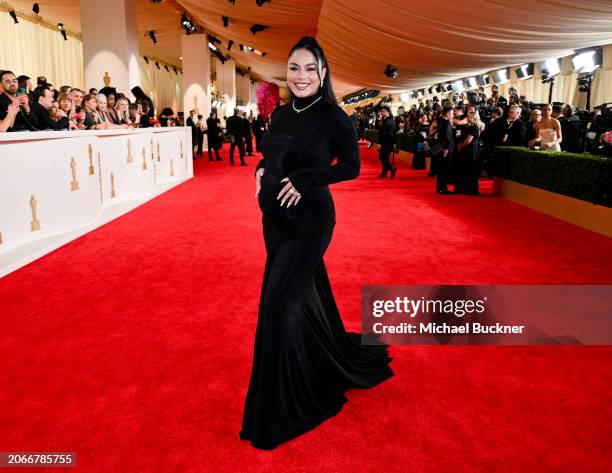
[0, 127, 193, 276]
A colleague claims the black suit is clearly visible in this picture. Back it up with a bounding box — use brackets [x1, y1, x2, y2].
[243, 117, 254, 155]
[501, 118, 526, 147]
[186, 116, 197, 154]
[0, 92, 39, 131]
[378, 116, 395, 176]
[31, 102, 69, 130]
[206, 117, 221, 160]
[436, 116, 454, 192]
[226, 114, 245, 164]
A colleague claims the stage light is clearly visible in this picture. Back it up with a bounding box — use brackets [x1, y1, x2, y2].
[475, 74, 489, 86]
[208, 42, 217, 51]
[227, 40, 234, 50]
[384, 64, 397, 79]
[144, 56, 149, 63]
[572, 49, 602, 73]
[155, 62, 160, 70]
[400, 92, 410, 101]
[515, 64, 533, 79]
[181, 14, 197, 34]
[261, 52, 267, 57]
[451, 80, 464, 93]
[173, 67, 177, 74]
[222, 16, 229, 27]
[164, 65, 169, 72]
[249, 24, 267, 35]
[147, 30, 157, 45]
[32, 3, 39, 14]
[58, 23, 67, 41]
[466, 77, 477, 89]
[208, 34, 221, 44]
[493, 68, 509, 84]
[236, 67, 245, 77]
[540, 58, 560, 81]
[9, 10, 18, 23]
[256, 0, 271, 5]
[228, 0, 235, 4]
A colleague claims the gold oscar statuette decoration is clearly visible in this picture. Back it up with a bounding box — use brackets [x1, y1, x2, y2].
[103, 71, 111, 87]
[110, 173, 116, 198]
[157, 142, 161, 162]
[88, 143, 95, 175]
[180, 141, 184, 159]
[142, 146, 147, 170]
[170, 159, 175, 177]
[70, 157, 80, 191]
[193, 94, 199, 114]
[0, 232, 3, 245]
[30, 195, 41, 231]
[97, 152, 103, 205]
[127, 139, 134, 163]
[150, 138, 155, 160]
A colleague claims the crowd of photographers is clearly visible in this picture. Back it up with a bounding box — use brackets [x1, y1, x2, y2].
[0, 70, 184, 133]
[352, 85, 612, 194]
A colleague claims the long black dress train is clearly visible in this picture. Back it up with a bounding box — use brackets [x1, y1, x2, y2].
[239, 90, 395, 450]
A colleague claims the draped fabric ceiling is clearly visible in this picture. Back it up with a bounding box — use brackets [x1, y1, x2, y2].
[7, 0, 612, 97]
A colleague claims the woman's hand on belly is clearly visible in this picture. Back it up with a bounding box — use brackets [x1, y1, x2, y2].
[255, 168, 265, 197]
[277, 177, 302, 207]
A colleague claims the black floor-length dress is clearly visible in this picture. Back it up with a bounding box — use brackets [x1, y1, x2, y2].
[239, 90, 394, 450]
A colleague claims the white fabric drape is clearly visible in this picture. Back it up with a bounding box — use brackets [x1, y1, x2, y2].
[138, 56, 183, 114]
[0, 12, 85, 89]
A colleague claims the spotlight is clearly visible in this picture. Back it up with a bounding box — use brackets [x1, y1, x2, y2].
[451, 80, 464, 93]
[572, 48, 602, 73]
[208, 34, 221, 44]
[256, 0, 271, 6]
[227, 40, 234, 50]
[476, 74, 489, 86]
[144, 56, 149, 63]
[58, 23, 67, 41]
[155, 61, 160, 70]
[493, 68, 509, 84]
[515, 63, 534, 80]
[239, 44, 244, 51]
[249, 24, 267, 35]
[147, 30, 157, 45]
[164, 65, 169, 72]
[261, 52, 267, 57]
[9, 10, 18, 23]
[247, 66, 252, 72]
[32, 3, 40, 14]
[539, 58, 560, 81]
[173, 67, 177, 74]
[228, 0, 235, 4]
[181, 14, 197, 34]
[466, 77, 477, 89]
[400, 92, 410, 102]
[384, 64, 397, 79]
[222, 16, 229, 27]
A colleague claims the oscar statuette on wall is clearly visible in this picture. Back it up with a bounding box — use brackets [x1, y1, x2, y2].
[70, 157, 80, 191]
[110, 173, 116, 198]
[142, 147, 147, 170]
[127, 139, 134, 164]
[97, 153, 103, 205]
[170, 159, 174, 177]
[88, 143, 95, 175]
[157, 142, 161, 162]
[30, 195, 41, 231]
[180, 141, 184, 159]
[150, 138, 154, 161]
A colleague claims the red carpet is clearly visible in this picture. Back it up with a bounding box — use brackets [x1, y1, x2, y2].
[1, 140, 611, 472]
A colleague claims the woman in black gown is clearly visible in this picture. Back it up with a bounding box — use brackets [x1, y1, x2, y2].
[239, 36, 394, 450]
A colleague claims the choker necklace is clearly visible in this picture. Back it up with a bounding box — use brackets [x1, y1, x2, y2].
[292, 95, 322, 113]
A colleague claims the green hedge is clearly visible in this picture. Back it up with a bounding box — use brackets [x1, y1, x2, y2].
[364, 129, 416, 153]
[495, 146, 612, 207]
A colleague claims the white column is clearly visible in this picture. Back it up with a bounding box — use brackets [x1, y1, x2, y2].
[214, 57, 236, 127]
[80, 0, 140, 94]
[181, 33, 211, 120]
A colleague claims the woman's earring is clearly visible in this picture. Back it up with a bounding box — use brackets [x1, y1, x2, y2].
[320, 80, 324, 88]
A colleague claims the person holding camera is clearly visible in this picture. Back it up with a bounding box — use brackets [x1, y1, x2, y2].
[0, 70, 40, 132]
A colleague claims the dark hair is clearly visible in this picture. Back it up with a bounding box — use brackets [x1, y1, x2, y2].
[33, 85, 51, 102]
[0, 70, 14, 82]
[552, 104, 562, 114]
[89, 88, 98, 94]
[161, 107, 174, 116]
[131, 86, 147, 100]
[287, 36, 337, 106]
[441, 105, 453, 116]
[16, 75, 30, 90]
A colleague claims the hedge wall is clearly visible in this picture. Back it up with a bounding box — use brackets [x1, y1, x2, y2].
[495, 146, 612, 207]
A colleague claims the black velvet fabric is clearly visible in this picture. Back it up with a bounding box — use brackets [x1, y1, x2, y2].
[240, 91, 394, 450]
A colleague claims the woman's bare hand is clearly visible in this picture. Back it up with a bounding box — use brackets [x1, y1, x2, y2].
[255, 168, 265, 197]
[277, 177, 301, 207]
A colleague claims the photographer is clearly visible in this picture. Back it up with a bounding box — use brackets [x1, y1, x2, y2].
[0, 70, 40, 131]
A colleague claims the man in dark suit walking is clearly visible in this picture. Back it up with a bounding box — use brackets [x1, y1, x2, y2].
[436, 106, 455, 194]
[226, 108, 246, 166]
[378, 106, 397, 178]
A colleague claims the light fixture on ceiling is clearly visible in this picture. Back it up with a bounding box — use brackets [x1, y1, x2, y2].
[539, 58, 560, 82]
[32, 3, 40, 14]
[451, 80, 464, 93]
[58, 23, 67, 41]
[465, 77, 477, 89]
[572, 48, 602, 73]
[476, 74, 489, 86]
[256, 0, 271, 6]
[146, 30, 157, 45]
[400, 92, 410, 102]
[9, 11, 18, 23]
[227, 40, 234, 50]
[155, 61, 160, 70]
[228, 0, 236, 4]
[384, 64, 397, 79]
[144, 56, 149, 63]
[515, 64, 534, 80]
[181, 13, 197, 34]
[493, 68, 509, 84]
[249, 24, 267, 35]
[164, 64, 169, 72]
[222, 16, 229, 27]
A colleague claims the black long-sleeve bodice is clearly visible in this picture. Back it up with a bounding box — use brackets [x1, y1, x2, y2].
[256, 91, 359, 238]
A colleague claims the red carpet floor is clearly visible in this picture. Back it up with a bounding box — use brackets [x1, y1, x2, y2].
[1, 139, 611, 472]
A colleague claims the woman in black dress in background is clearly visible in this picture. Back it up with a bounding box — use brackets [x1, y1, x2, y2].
[239, 36, 394, 450]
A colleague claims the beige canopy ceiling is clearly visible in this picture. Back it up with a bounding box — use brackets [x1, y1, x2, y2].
[7, 0, 612, 97]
